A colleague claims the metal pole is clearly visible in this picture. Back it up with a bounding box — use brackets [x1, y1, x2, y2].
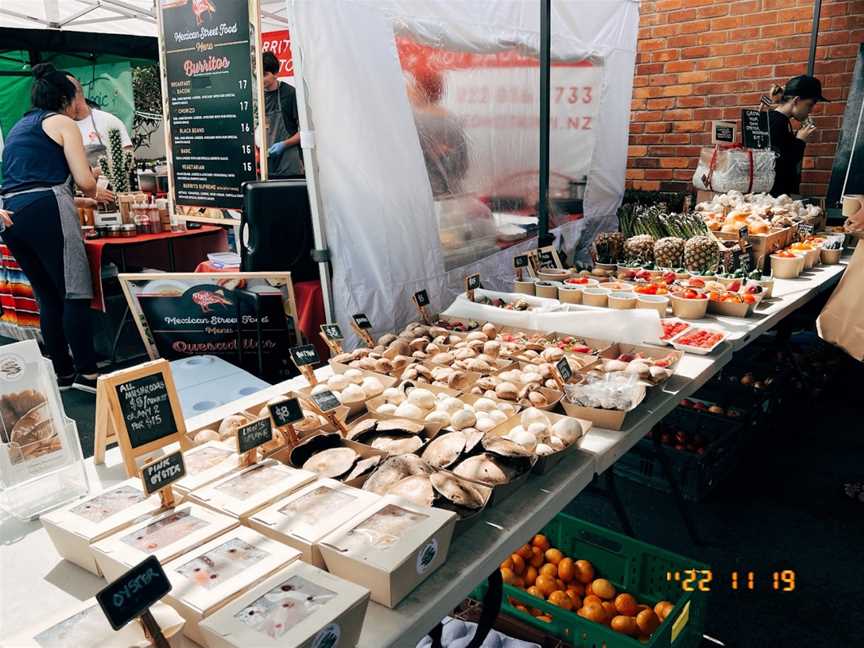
[807, 0, 822, 76]
[538, 0, 553, 247]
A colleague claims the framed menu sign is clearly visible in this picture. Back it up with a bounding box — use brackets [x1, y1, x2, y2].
[156, 0, 264, 212]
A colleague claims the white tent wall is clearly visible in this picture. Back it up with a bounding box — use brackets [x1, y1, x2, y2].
[289, 0, 638, 346]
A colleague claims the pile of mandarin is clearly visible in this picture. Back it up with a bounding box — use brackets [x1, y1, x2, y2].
[500, 534, 676, 641]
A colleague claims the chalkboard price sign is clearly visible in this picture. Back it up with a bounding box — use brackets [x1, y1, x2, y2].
[712, 120, 737, 145]
[738, 226, 749, 241]
[320, 324, 343, 340]
[237, 417, 274, 454]
[115, 374, 178, 449]
[311, 390, 341, 413]
[556, 358, 573, 383]
[466, 274, 481, 291]
[797, 222, 814, 237]
[352, 313, 372, 329]
[414, 290, 430, 307]
[268, 398, 303, 427]
[513, 254, 529, 269]
[290, 344, 319, 367]
[96, 556, 172, 631]
[141, 451, 186, 496]
[741, 109, 771, 150]
[538, 250, 555, 268]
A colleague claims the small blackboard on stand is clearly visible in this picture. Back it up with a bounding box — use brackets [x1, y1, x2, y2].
[413, 289, 432, 324]
[350, 313, 375, 348]
[513, 254, 530, 281]
[268, 397, 303, 447]
[140, 450, 185, 508]
[96, 555, 172, 647]
[236, 416, 273, 465]
[465, 273, 481, 302]
[94, 359, 189, 477]
[741, 109, 771, 149]
[290, 344, 320, 385]
[309, 389, 349, 436]
[556, 357, 573, 384]
[319, 323, 344, 356]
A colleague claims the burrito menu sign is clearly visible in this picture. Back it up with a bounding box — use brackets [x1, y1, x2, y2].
[158, 0, 259, 209]
[120, 273, 301, 383]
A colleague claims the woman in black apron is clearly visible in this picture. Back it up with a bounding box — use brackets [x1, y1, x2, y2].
[0, 64, 110, 392]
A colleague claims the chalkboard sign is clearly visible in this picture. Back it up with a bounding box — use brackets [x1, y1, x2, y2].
[352, 313, 372, 329]
[466, 274, 481, 291]
[741, 109, 770, 150]
[157, 0, 258, 210]
[538, 250, 555, 268]
[115, 374, 178, 450]
[556, 358, 573, 383]
[320, 324, 343, 340]
[414, 290, 430, 307]
[712, 120, 736, 145]
[237, 417, 273, 454]
[268, 397, 303, 427]
[290, 344, 319, 367]
[311, 390, 341, 412]
[738, 226, 749, 241]
[513, 254, 529, 269]
[96, 556, 172, 631]
[141, 451, 186, 496]
[797, 222, 814, 237]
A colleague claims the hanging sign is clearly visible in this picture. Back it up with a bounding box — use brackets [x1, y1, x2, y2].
[157, 0, 262, 210]
[94, 360, 189, 477]
[741, 109, 770, 150]
[96, 555, 172, 645]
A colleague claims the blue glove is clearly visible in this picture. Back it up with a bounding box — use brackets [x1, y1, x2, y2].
[268, 141, 287, 157]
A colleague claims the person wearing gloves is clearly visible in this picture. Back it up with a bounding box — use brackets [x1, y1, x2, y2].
[0, 63, 113, 392]
[768, 75, 827, 198]
[262, 51, 302, 178]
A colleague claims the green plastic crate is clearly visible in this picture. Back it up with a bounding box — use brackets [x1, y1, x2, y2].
[473, 513, 708, 647]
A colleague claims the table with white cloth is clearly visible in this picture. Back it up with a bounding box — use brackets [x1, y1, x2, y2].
[0, 258, 847, 648]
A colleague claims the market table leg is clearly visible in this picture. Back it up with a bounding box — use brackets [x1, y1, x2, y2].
[652, 434, 702, 546]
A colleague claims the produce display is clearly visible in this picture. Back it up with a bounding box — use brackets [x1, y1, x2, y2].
[492, 408, 585, 457]
[670, 327, 726, 354]
[500, 534, 675, 640]
[696, 191, 823, 230]
[466, 368, 562, 408]
[596, 352, 676, 385]
[660, 319, 690, 342]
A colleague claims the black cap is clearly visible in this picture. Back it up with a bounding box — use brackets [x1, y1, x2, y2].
[784, 75, 828, 102]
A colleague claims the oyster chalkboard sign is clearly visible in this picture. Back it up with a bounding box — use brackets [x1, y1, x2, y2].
[96, 555, 172, 643]
[237, 417, 273, 454]
[95, 360, 189, 477]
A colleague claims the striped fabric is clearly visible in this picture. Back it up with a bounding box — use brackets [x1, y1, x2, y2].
[0, 243, 41, 340]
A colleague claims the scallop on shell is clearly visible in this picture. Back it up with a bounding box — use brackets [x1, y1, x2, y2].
[387, 474, 435, 507]
[421, 431, 467, 469]
[453, 453, 510, 485]
[430, 472, 486, 509]
[302, 447, 358, 479]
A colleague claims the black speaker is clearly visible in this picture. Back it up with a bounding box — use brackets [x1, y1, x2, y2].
[240, 179, 320, 281]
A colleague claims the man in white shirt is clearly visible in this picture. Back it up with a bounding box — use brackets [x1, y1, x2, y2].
[69, 76, 133, 165]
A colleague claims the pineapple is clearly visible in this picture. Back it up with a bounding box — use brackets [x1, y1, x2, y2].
[683, 236, 721, 274]
[624, 234, 655, 265]
[592, 231, 625, 264]
[653, 237, 685, 269]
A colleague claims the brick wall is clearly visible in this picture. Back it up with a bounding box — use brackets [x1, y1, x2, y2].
[628, 0, 863, 197]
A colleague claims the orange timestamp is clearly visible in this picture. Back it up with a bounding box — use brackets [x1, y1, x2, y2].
[666, 569, 796, 592]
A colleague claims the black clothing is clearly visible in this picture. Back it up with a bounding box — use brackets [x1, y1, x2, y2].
[1, 193, 97, 376]
[768, 110, 805, 197]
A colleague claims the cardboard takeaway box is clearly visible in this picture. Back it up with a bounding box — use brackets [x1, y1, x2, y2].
[91, 503, 238, 583]
[318, 495, 457, 608]
[247, 478, 381, 569]
[173, 441, 243, 497]
[162, 526, 302, 646]
[187, 458, 316, 520]
[40, 478, 164, 576]
[199, 560, 370, 648]
[3, 600, 188, 648]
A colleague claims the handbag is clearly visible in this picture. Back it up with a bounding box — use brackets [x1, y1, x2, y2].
[692, 144, 775, 194]
[817, 244, 864, 361]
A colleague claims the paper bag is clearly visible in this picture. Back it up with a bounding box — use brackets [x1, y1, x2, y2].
[817, 245, 864, 361]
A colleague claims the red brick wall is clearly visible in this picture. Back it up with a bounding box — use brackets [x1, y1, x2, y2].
[628, 0, 863, 197]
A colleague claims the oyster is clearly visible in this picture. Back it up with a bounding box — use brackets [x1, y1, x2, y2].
[302, 447, 358, 479]
[420, 431, 466, 469]
[388, 474, 435, 507]
[453, 453, 510, 485]
[363, 455, 433, 495]
[430, 472, 486, 510]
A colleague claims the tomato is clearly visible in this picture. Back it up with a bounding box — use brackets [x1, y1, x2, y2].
[742, 294, 756, 304]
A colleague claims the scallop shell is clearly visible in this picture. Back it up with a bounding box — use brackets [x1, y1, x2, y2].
[370, 434, 425, 455]
[344, 455, 382, 481]
[387, 474, 435, 507]
[302, 447, 359, 479]
[420, 431, 466, 469]
[363, 455, 433, 494]
[430, 472, 487, 509]
[483, 435, 535, 458]
[453, 453, 510, 485]
[346, 418, 379, 441]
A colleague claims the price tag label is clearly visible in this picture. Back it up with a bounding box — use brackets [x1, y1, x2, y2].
[738, 226, 749, 241]
[268, 397, 303, 427]
[352, 313, 372, 329]
[237, 417, 273, 454]
[311, 390, 341, 412]
[556, 357, 573, 383]
[797, 222, 814, 237]
[96, 556, 172, 631]
[414, 289, 430, 307]
[140, 451, 186, 496]
[290, 344, 319, 367]
[513, 254, 529, 269]
[320, 324, 343, 341]
[538, 250, 555, 268]
[465, 274, 481, 291]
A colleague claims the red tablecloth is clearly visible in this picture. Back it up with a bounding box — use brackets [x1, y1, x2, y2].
[87, 226, 228, 310]
[194, 260, 327, 359]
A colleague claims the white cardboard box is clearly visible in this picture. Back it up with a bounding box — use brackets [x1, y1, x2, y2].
[247, 479, 381, 569]
[2, 599, 188, 647]
[92, 503, 238, 583]
[187, 459, 316, 520]
[319, 495, 457, 608]
[40, 478, 164, 575]
[199, 560, 370, 648]
[162, 526, 302, 646]
[173, 441, 242, 497]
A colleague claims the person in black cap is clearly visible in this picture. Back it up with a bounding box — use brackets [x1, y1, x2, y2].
[768, 75, 828, 197]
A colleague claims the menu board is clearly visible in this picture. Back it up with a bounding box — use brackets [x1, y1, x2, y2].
[741, 109, 770, 150]
[158, 0, 258, 209]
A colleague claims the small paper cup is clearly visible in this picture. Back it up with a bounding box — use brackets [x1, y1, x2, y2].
[513, 279, 537, 295]
[582, 287, 610, 307]
[637, 294, 669, 316]
[608, 291, 637, 310]
[670, 294, 708, 319]
[820, 247, 842, 264]
[770, 254, 800, 279]
[557, 286, 583, 304]
[534, 282, 560, 299]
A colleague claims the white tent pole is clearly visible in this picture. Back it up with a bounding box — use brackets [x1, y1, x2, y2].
[0, 7, 49, 27]
[99, 0, 155, 20]
[57, 4, 100, 27]
[287, 1, 335, 324]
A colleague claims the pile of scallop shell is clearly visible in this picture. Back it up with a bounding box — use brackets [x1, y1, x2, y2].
[291, 433, 383, 483]
[496, 408, 585, 457]
[345, 417, 428, 455]
[466, 366, 564, 408]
